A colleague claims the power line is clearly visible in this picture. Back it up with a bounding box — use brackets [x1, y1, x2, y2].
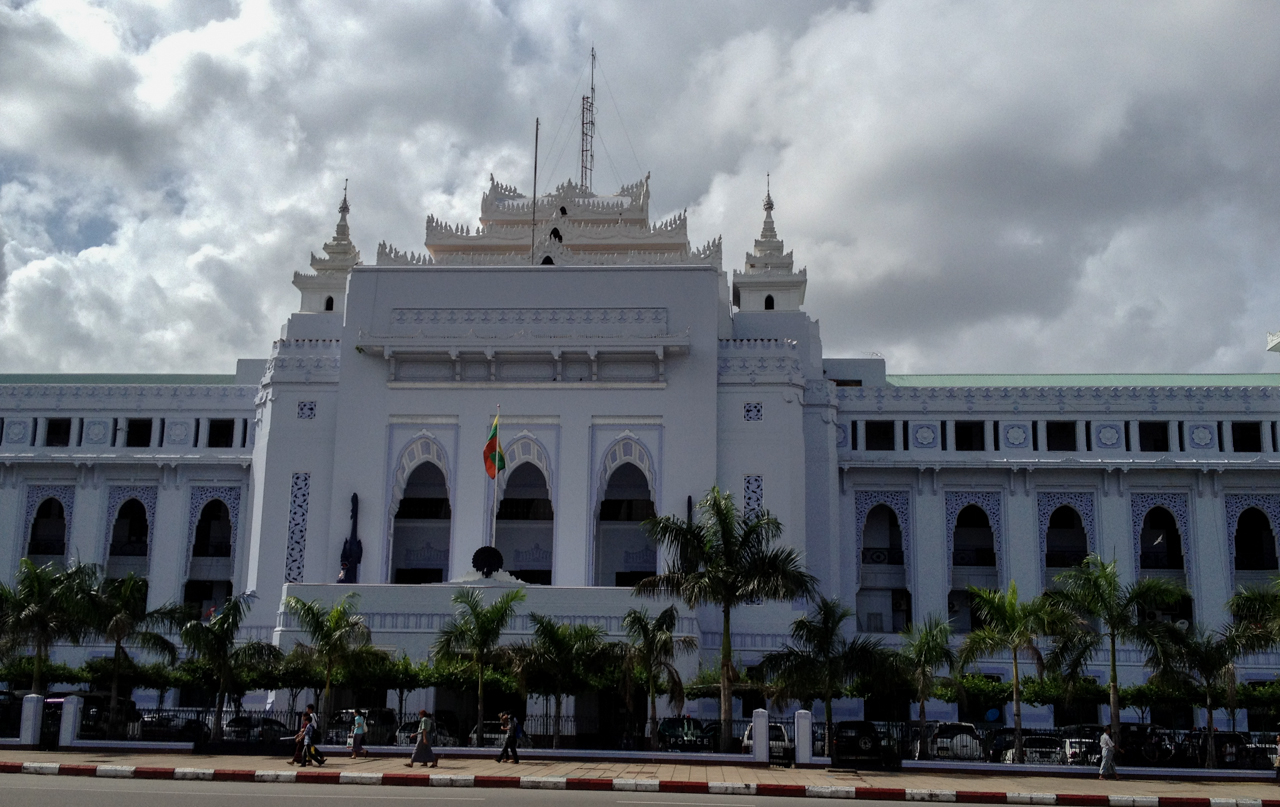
[595, 58, 643, 178]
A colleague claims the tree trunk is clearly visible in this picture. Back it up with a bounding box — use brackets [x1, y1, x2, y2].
[916, 696, 927, 760]
[1108, 631, 1120, 737]
[824, 689, 834, 758]
[321, 666, 333, 737]
[719, 602, 733, 752]
[110, 640, 123, 737]
[32, 641, 47, 695]
[649, 682, 659, 751]
[476, 662, 485, 748]
[213, 678, 227, 742]
[1205, 693, 1216, 769]
[1012, 651, 1023, 764]
[553, 693, 562, 749]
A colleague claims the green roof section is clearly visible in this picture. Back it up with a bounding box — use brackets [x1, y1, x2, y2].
[0, 374, 239, 385]
[887, 373, 1280, 388]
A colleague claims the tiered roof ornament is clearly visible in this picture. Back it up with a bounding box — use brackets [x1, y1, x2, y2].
[310, 181, 361, 273]
[376, 173, 721, 268]
[732, 178, 807, 311]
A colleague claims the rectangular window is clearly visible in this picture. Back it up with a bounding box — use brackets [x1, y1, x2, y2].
[207, 419, 235, 448]
[941, 421, 948, 450]
[125, 418, 152, 448]
[849, 421, 858, 450]
[1085, 421, 1093, 451]
[953, 421, 985, 451]
[1138, 421, 1169, 452]
[1045, 421, 1077, 452]
[1233, 422, 1263, 453]
[45, 418, 72, 447]
[1178, 421, 1185, 452]
[902, 421, 909, 451]
[865, 420, 895, 451]
[992, 421, 1000, 450]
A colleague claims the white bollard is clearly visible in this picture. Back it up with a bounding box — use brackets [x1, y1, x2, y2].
[751, 708, 769, 763]
[59, 695, 83, 748]
[20, 694, 43, 748]
[794, 710, 813, 765]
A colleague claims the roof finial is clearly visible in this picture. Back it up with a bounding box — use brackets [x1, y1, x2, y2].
[338, 178, 350, 216]
[763, 173, 774, 214]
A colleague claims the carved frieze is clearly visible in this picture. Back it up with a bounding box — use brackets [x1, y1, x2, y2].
[388, 307, 668, 338]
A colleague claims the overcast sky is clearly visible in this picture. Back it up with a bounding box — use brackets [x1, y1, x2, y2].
[2, 1, 1279, 376]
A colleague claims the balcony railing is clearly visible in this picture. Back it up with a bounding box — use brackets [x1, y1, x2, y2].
[1045, 550, 1088, 568]
[26, 539, 66, 556]
[861, 548, 905, 565]
[1140, 551, 1184, 570]
[109, 542, 148, 557]
[952, 548, 997, 567]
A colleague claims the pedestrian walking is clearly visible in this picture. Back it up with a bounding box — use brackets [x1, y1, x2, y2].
[495, 711, 520, 764]
[351, 709, 368, 758]
[288, 715, 306, 765]
[1273, 733, 1279, 782]
[1099, 726, 1119, 780]
[404, 709, 438, 768]
[302, 704, 327, 766]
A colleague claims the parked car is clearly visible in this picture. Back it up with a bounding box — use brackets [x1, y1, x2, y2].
[137, 712, 211, 744]
[1063, 737, 1101, 766]
[927, 722, 985, 761]
[223, 714, 291, 742]
[1008, 735, 1063, 764]
[397, 718, 457, 747]
[830, 720, 901, 771]
[657, 717, 714, 752]
[741, 722, 795, 763]
[468, 721, 531, 748]
[1185, 730, 1252, 769]
[1119, 724, 1178, 767]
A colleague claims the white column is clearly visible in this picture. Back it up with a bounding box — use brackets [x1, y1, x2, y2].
[151, 418, 162, 448]
[20, 694, 42, 748]
[1263, 422, 1275, 454]
[912, 480, 947, 624]
[71, 417, 82, 447]
[34, 418, 48, 448]
[1167, 421, 1179, 454]
[148, 484, 189, 610]
[1075, 421, 1087, 453]
[1005, 486, 1039, 595]
[59, 694, 83, 748]
[982, 420, 994, 452]
[1192, 482, 1231, 628]
[856, 420, 865, 452]
[794, 709, 813, 764]
[751, 708, 769, 763]
[0, 474, 22, 580]
[198, 418, 210, 448]
[893, 420, 903, 452]
[1222, 421, 1235, 453]
[1127, 421, 1139, 453]
[1034, 420, 1044, 452]
[232, 418, 245, 449]
[68, 481, 107, 568]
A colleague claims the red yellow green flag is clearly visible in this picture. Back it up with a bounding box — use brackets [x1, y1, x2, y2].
[483, 414, 506, 479]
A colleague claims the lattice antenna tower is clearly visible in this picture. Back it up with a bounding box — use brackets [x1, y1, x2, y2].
[580, 47, 596, 192]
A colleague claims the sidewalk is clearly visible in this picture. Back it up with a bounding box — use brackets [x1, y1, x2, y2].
[3, 748, 1280, 804]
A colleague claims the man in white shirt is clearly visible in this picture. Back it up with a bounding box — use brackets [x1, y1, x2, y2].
[1099, 726, 1119, 780]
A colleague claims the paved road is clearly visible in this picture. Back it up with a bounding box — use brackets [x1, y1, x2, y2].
[0, 774, 893, 807]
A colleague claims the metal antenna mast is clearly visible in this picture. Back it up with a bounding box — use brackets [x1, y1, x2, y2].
[580, 47, 595, 191]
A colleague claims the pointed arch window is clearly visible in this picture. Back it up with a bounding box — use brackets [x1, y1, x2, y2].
[764, 294, 775, 310]
[28, 498, 67, 558]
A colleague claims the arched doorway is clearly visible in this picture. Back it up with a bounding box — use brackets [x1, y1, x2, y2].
[1045, 506, 1088, 569]
[1139, 507, 1184, 571]
[856, 503, 909, 633]
[595, 463, 657, 587]
[27, 498, 67, 563]
[107, 498, 149, 578]
[496, 464, 553, 584]
[186, 499, 232, 615]
[392, 462, 452, 584]
[1234, 508, 1278, 571]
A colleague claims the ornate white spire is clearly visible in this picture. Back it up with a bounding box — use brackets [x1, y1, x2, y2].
[745, 176, 793, 273]
[733, 177, 806, 312]
[311, 180, 360, 272]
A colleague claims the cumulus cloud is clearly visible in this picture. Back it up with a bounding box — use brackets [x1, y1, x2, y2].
[0, 0, 1277, 374]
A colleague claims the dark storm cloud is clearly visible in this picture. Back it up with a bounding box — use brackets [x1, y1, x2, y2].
[0, 0, 1277, 375]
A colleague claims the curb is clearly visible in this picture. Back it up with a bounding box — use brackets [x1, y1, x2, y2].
[1, 762, 1276, 805]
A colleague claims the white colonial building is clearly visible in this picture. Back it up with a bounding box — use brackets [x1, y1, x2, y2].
[4, 173, 1280, 728]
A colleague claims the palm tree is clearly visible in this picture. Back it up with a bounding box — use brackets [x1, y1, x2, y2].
[179, 592, 282, 741]
[275, 643, 323, 714]
[637, 487, 818, 750]
[512, 614, 607, 748]
[1145, 622, 1263, 768]
[897, 615, 958, 759]
[621, 605, 697, 750]
[959, 582, 1055, 764]
[434, 587, 526, 747]
[1047, 554, 1188, 737]
[283, 593, 376, 732]
[0, 560, 99, 694]
[762, 596, 888, 744]
[93, 574, 187, 732]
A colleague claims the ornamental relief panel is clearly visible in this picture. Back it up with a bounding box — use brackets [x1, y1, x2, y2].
[1224, 493, 1280, 589]
[945, 490, 1003, 588]
[1129, 492, 1192, 573]
[854, 490, 912, 586]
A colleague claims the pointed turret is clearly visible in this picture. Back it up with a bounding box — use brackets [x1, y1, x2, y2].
[733, 178, 806, 311]
[295, 183, 360, 314]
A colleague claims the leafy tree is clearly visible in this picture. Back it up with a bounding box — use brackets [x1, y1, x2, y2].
[179, 592, 282, 741]
[1046, 554, 1187, 737]
[637, 487, 817, 750]
[283, 593, 377, 731]
[762, 596, 888, 738]
[511, 614, 608, 748]
[0, 657, 88, 690]
[274, 643, 323, 714]
[959, 582, 1055, 764]
[1145, 622, 1262, 768]
[359, 653, 423, 724]
[896, 615, 958, 759]
[0, 560, 99, 693]
[92, 574, 187, 731]
[620, 605, 696, 750]
[434, 587, 526, 746]
[134, 661, 180, 708]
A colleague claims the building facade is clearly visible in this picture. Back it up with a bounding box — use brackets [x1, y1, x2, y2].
[3, 175, 1280, 725]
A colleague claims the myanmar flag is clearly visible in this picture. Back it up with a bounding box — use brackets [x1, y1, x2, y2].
[483, 414, 506, 479]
